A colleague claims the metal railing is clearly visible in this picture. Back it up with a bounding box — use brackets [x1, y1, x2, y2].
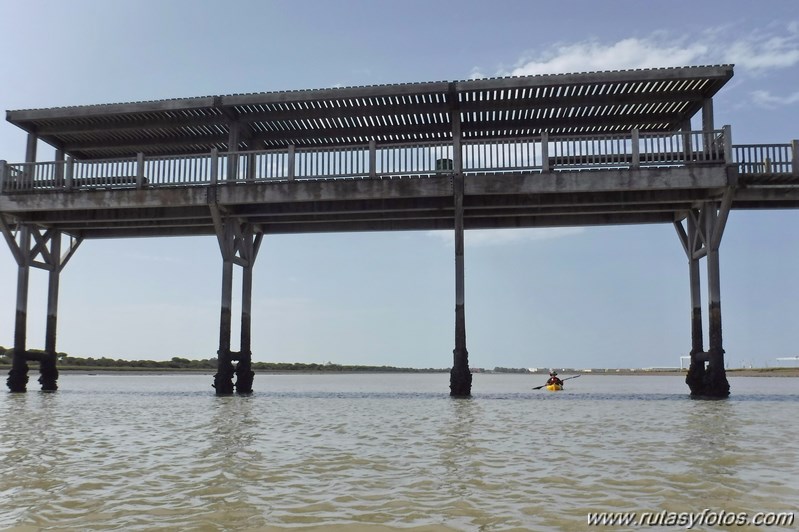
[2, 128, 793, 194]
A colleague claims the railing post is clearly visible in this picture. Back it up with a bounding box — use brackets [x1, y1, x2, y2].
[210, 148, 218, 185]
[136, 152, 145, 189]
[541, 132, 550, 172]
[631, 128, 640, 169]
[369, 140, 376, 178]
[287, 145, 296, 180]
[247, 152, 256, 181]
[0, 160, 6, 193]
[681, 120, 693, 162]
[792, 139, 799, 177]
[722, 125, 732, 164]
[65, 157, 74, 190]
[55, 149, 65, 187]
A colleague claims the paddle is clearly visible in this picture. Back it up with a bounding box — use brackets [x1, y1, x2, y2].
[532, 374, 581, 390]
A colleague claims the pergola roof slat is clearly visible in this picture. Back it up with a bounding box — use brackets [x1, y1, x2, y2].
[6, 65, 733, 159]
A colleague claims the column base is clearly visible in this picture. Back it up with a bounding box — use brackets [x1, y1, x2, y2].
[7, 350, 29, 393]
[234, 351, 254, 395]
[213, 349, 235, 395]
[38, 352, 59, 392]
[449, 350, 472, 397]
[685, 350, 706, 395]
[686, 350, 730, 398]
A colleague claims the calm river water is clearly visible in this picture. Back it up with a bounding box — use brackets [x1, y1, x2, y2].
[0, 373, 797, 531]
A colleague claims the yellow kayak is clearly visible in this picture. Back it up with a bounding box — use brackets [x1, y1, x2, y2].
[546, 383, 563, 391]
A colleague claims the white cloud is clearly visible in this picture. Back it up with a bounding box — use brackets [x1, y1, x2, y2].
[427, 227, 584, 247]
[477, 23, 799, 79]
[468, 67, 485, 80]
[508, 37, 709, 76]
[751, 89, 799, 109]
[723, 33, 799, 70]
[470, 23, 799, 111]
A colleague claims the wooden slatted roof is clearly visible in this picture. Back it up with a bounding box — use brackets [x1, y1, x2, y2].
[6, 65, 733, 160]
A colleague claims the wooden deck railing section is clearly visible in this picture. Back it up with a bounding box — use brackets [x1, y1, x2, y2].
[733, 143, 797, 174]
[1, 127, 797, 193]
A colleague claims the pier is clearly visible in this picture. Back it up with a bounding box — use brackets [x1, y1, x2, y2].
[2, 65, 798, 397]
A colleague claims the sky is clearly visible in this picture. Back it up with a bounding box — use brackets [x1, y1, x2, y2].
[1, 0, 799, 370]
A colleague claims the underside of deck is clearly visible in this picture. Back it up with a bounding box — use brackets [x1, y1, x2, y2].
[0, 165, 742, 239]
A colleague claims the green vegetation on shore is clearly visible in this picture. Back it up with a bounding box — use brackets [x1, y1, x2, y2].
[0, 346, 446, 373]
[3, 346, 796, 375]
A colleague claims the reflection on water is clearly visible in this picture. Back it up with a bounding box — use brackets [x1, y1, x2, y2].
[0, 373, 797, 531]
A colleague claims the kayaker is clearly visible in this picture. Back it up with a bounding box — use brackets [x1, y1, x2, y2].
[546, 371, 563, 387]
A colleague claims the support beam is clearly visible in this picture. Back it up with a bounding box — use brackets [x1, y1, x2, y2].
[448, 86, 471, 396]
[41, 233, 61, 391]
[3, 224, 80, 392]
[677, 201, 731, 398]
[214, 222, 236, 394]
[235, 224, 257, 395]
[211, 215, 262, 395]
[0, 216, 24, 265]
[680, 213, 706, 394]
[710, 187, 734, 251]
[451, 171, 471, 397]
[8, 226, 30, 392]
[704, 202, 730, 397]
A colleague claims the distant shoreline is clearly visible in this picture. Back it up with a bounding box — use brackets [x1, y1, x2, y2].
[591, 368, 799, 378]
[1, 366, 797, 377]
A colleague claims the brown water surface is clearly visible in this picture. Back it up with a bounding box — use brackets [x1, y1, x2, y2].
[1, 373, 797, 531]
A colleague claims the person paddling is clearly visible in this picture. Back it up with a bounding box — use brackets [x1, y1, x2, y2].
[532, 371, 579, 390]
[546, 370, 563, 387]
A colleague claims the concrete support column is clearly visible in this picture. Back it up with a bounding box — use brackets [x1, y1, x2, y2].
[211, 216, 261, 395]
[41, 233, 61, 391]
[448, 88, 471, 397]
[677, 203, 730, 398]
[451, 171, 471, 397]
[236, 226, 255, 395]
[704, 206, 730, 397]
[685, 213, 706, 393]
[214, 223, 235, 394]
[8, 226, 30, 392]
[2, 221, 81, 392]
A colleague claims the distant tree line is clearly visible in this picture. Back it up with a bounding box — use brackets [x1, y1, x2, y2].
[0, 346, 446, 373]
[492, 367, 531, 373]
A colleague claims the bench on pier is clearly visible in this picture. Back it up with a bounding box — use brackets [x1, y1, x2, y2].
[4, 176, 147, 191]
[547, 151, 724, 169]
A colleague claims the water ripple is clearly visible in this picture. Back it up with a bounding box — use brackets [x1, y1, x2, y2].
[1, 374, 797, 530]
